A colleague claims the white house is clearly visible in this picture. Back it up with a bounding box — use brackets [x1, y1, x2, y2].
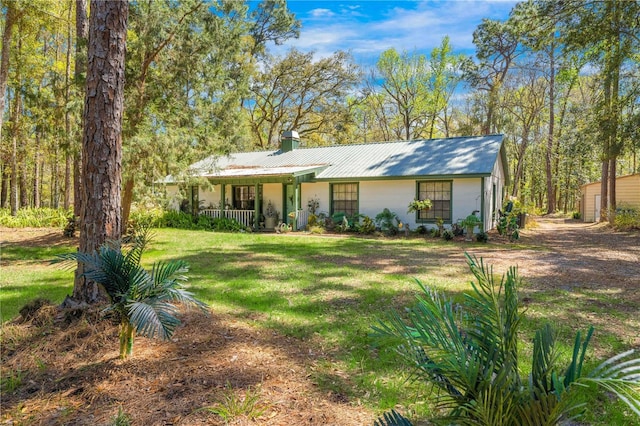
[163, 132, 509, 232]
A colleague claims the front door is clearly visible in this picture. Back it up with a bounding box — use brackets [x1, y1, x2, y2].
[594, 194, 601, 222]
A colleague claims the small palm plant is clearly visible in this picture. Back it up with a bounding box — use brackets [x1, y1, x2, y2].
[372, 254, 640, 425]
[56, 228, 208, 359]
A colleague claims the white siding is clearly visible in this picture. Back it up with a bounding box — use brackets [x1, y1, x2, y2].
[165, 184, 181, 211]
[356, 178, 485, 230]
[452, 178, 483, 226]
[482, 153, 507, 231]
[359, 180, 415, 226]
[301, 182, 330, 214]
[198, 184, 220, 208]
[262, 183, 283, 219]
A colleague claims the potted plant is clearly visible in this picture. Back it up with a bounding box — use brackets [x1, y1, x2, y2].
[407, 198, 432, 214]
[264, 201, 279, 230]
[460, 211, 482, 241]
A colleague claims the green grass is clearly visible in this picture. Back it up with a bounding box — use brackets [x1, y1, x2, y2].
[1, 229, 637, 425]
[1, 250, 75, 322]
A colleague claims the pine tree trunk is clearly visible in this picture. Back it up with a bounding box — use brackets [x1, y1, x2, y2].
[33, 132, 41, 207]
[64, 154, 71, 210]
[600, 160, 609, 222]
[121, 177, 134, 232]
[545, 44, 556, 214]
[10, 133, 17, 215]
[51, 145, 59, 209]
[10, 88, 21, 216]
[0, 163, 8, 207]
[73, 0, 128, 305]
[74, 0, 88, 219]
[64, 4, 73, 211]
[609, 158, 617, 223]
[19, 157, 28, 208]
[0, 3, 17, 145]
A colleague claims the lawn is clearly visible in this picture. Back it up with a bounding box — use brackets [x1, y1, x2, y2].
[1, 227, 638, 424]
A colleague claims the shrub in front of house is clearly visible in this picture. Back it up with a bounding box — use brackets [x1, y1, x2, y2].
[161, 210, 197, 229]
[129, 207, 166, 228]
[375, 208, 400, 236]
[614, 207, 640, 230]
[355, 215, 376, 234]
[129, 209, 246, 232]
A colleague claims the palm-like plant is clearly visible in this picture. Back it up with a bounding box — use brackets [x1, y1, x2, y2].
[372, 254, 640, 425]
[56, 228, 208, 359]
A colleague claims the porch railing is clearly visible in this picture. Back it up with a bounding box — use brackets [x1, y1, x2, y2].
[200, 209, 254, 228]
[200, 208, 309, 231]
[295, 209, 309, 230]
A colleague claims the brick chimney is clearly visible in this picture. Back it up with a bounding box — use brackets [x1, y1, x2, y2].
[281, 130, 300, 152]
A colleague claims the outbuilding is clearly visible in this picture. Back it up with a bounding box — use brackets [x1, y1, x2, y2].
[580, 174, 640, 222]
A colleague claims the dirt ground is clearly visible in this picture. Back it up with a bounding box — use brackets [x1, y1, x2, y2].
[466, 217, 640, 349]
[1, 218, 639, 425]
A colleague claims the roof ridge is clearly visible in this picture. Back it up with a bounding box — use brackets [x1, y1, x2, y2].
[276, 134, 502, 153]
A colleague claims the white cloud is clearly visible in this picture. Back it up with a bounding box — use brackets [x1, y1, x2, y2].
[271, 1, 517, 66]
[309, 8, 335, 18]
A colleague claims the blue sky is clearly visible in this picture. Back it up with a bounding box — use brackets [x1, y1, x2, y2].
[274, 1, 517, 66]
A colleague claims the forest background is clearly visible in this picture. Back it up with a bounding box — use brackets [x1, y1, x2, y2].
[0, 0, 638, 224]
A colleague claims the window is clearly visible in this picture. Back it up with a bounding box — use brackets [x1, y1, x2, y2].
[417, 181, 451, 221]
[331, 183, 358, 216]
[233, 185, 255, 210]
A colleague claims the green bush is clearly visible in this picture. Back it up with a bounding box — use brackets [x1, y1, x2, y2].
[375, 208, 400, 236]
[615, 208, 640, 230]
[356, 215, 376, 234]
[196, 214, 215, 229]
[162, 210, 196, 229]
[307, 213, 319, 228]
[476, 230, 489, 243]
[373, 255, 640, 425]
[130, 209, 247, 232]
[0, 208, 72, 228]
[129, 207, 166, 228]
[210, 217, 245, 232]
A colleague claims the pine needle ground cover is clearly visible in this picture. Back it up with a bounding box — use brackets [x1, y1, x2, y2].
[1, 220, 638, 425]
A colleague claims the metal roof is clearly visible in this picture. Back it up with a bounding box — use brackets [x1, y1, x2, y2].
[202, 165, 329, 178]
[180, 135, 505, 181]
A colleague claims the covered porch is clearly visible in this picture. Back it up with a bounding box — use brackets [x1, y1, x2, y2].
[199, 208, 310, 231]
[194, 165, 326, 231]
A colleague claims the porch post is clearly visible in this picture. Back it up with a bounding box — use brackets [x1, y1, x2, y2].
[293, 181, 299, 231]
[191, 185, 199, 218]
[220, 184, 226, 218]
[254, 183, 260, 229]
